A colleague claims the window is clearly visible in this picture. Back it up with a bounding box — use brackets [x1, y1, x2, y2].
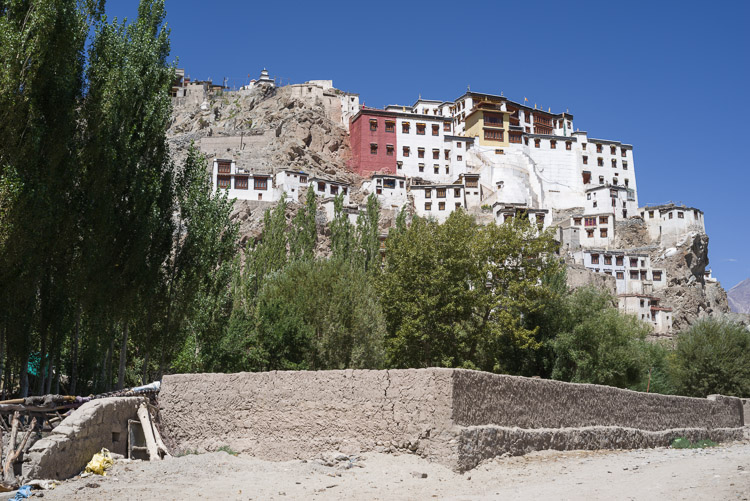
[330, 185, 339, 195]
[641, 270, 648, 280]
[495, 149, 504, 155]
[376, 187, 382, 194]
[624, 178, 629, 187]
[434, 165, 439, 174]
[300, 175, 308, 183]
[484, 129, 504, 141]
[217, 160, 231, 174]
[446, 166, 450, 174]
[386, 144, 394, 156]
[370, 143, 378, 155]
[593, 201, 598, 208]
[433, 149, 440, 159]
[317, 181, 326, 192]
[599, 176, 604, 185]
[385, 120, 395, 133]
[444, 149, 450, 160]
[369, 119, 378, 131]
[254, 177, 268, 190]
[678, 212, 684, 219]
[457, 155, 462, 161]
[465, 177, 478, 188]
[397, 161, 403, 170]
[610, 145, 616, 155]
[583, 155, 588, 165]
[653, 271, 662, 281]
[584, 217, 596, 227]
[596, 144, 603, 153]
[235, 177, 248, 190]
[399, 180, 404, 188]
[550, 140, 557, 149]
[258, 193, 262, 200]
[524, 137, 529, 145]
[621, 148, 627, 158]
[623, 161, 628, 170]
[616, 271, 624, 280]
[416, 123, 426, 135]
[615, 256, 623, 266]
[455, 202, 462, 209]
[600, 228, 608, 238]
[443, 122, 451, 132]
[599, 216, 609, 224]
[611, 198, 617, 207]
[419, 163, 424, 172]
[437, 188, 446, 198]
[573, 217, 582, 226]
[630, 258, 638, 267]
[403, 146, 410, 157]
[425, 202, 432, 211]
[217, 175, 231, 189]
[669, 212, 673, 219]
[582, 143, 587, 151]
[566, 141, 572, 150]
[597, 157, 604, 166]
[454, 188, 461, 197]
[587, 229, 594, 238]
[630, 270, 639, 279]
[438, 202, 445, 211]
[402, 122, 410, 133]
[611, 159, 617, 168]
[418, 148, 425, 158]
[604, 255, 612, 265]
[425, 189, 431, 198]
[649, 210, 654, 219]
[432, 124, 439, 136]
[534, 139, 540, 148]
[457, 142, 462, 148]
[591, 253, 600, 264]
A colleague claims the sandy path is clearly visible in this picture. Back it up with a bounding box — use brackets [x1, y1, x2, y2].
[8, 440, 750, 500]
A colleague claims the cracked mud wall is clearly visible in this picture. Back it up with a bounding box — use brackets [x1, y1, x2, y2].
[158, 369, 744, 471]
[158, 369, 457, 463]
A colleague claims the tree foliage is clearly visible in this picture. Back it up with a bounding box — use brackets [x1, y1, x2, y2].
[669, 318, 750, 397]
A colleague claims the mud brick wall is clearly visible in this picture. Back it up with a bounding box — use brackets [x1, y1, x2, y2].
[158, 369, 744, 472]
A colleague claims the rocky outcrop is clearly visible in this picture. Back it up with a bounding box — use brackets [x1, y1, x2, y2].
[169, 85, 356, 184]
[652, 232, 730, 331]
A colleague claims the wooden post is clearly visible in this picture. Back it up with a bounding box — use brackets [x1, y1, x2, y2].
[137, 404, 160, 461]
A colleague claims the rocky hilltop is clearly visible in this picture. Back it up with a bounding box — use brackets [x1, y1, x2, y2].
[728, 278, 750, 314]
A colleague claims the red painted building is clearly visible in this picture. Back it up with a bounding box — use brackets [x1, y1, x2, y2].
[349, 109, 398, 176]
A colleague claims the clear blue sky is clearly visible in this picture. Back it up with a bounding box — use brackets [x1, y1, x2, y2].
[107, 0, 750, 290]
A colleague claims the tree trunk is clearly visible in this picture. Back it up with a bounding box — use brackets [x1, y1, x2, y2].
[141, 349, 150, 385]
[0, 324, 5, 399]
[117, 323, 128, 390]
[69, 308, 80, 395]
[19, 353, 29, 398]
[106, 336, 115, 392]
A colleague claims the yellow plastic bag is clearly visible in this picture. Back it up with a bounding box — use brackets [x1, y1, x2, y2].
[84, 448, 114, 476]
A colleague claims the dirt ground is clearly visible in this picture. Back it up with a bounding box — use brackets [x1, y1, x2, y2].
[7, 440, 750, 500]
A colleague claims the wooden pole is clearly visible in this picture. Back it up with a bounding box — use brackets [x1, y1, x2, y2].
[137, 404, 160, 461]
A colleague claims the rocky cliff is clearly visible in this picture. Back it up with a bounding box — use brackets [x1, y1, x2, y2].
[614, 219, 730, 332]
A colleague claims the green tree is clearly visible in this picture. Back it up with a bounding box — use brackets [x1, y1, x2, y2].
[551, 287, 653, 388]
[157, 146, 238, 376]
[379, 211, 479, 368]
[252, 258, 386, 371]
[289, 187, 317, 262]
[670, 318, 750, 397]
[355, 193, 381, 273]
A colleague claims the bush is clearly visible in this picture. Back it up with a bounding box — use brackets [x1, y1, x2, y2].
[551, 287, 654, 388]
[671, 437, 718, 449]
[670, 318, 750, 397]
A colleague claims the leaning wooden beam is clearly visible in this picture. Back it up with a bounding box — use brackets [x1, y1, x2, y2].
[137, 404, 161, 461]
[147, 406, 172, 459]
